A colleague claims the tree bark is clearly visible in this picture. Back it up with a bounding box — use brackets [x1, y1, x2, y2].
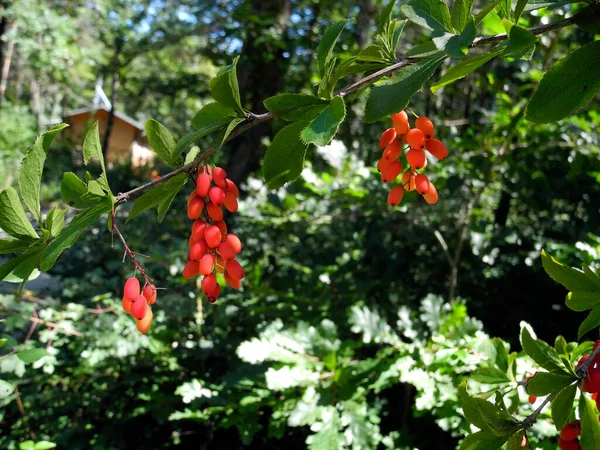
[101, 68, 119, 157]
[357, 0, 373, 47]
[0, 20, 18, 106]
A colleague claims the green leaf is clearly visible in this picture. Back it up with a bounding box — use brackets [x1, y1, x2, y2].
[459, 431, 509, 450]
[431, 48, 503, 93]
[451, 0, 474, 33]
[574, 5, 600, 34]
[434, 18, 476, 57]
[264, 94, 329, 122]
[191, 102, 236, 131]
[18, 123, 68, 222]
[34, 442, 56, 450]
[458, 382, 516, 436]
[566, 292, 600, 312]
[60, 173, 92, 208]
[0, 379, 15, 399]
[514, 0, 529, 22]
[145, 119, 181, 167]
[19, 441, 35, 450]
[578, 306, 600, 339]
[519, 324, 563, 372]
[505, 430, 526, 450]
[555, 335, 568, 355]
[580, 392, 600, 450]
[210, 56, 244, 115]
[496, 0, 511, 19]
[317, 19, 351, 77]
[0, 187, 38, 240]
[525, 41, 600, 123]
[45, 207, 68, 237]
[406, 41, 440, 58]
[184, 147, 201, 165]
[301, 96, 346, 147]
[126, 174, 188, 224]
[552, 383, 577, 431]
[474, 0, 503, 26]
[541, 250, 600, 294]
[17, 348, 49, 364]
[82, 122, 111, 194]
[527, 371, 576, 396]
[0, 243, 43, 282]
[365, 56, 445, 122]
[40, 200, 112, 271]
[505, 25, 538, 59]
[0, 238, 31, 255]
[470, 367, 510, 384]
[401, 0, 453, 32]
[263, 121, 310, 189]
[377, 0, 397, 35]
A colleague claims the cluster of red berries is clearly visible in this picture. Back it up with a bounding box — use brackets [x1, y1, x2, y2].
[183, 165, 244, 303]
[376, 110, 448, 207]
[121, 277, 156, 334]
[559, 420, 581, 450]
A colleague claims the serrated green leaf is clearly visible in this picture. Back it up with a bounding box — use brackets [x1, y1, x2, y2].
[191, 102, 236, 132]
[471, 367, 510, 384]
[552, 383, 577, 431]
[317, 19, 351, 77]
[40, 200, 112, 271]
[401, 0, 453, 32]
[541, 250, 600, 294]
[17, 348, 49, 364]
[566, 292, 600, 312]
[525, 41, 600, 123]
[0, 187, 38, 240]
[18, 123, 68, 223]
[451, 0, 474, 32]
[527, 371, 576, 396]
[580, 392, 600, 449]
[459, 430, 509, 450]
[0, 238, 31, 255]
[264, 94, 329, 122]
[431, 48, 503, 93]
[519, 325, 563, 372]
[301, 96, 345, 147]
[146, 119, 181, 167]
[210, 56, 244, 115]
[0, 379, 14, 399]
[263, 121, 309, 189]
[377, 0, 397, 35]
[578, 306, 600, 339]
[365, 56, 445, 122]
[45, 207, 68, 237]
[126, 173, 188, 223]
[82, 122, 111, 194]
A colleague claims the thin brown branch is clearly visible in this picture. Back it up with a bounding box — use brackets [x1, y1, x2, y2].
[24, 316, 82, 337]
[111, 209, 153, 286]
[521, 392, 555, 429]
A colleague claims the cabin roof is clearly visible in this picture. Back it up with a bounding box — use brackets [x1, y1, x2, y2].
[64, 106, 145, 131]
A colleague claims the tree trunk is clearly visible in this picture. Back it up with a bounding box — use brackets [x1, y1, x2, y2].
[30, 76, 41, 131]
[357, 0, 373, 48]
[225, 0, 291, 186]
[101, 68, 119, 157]
[0, 20, 18, 106]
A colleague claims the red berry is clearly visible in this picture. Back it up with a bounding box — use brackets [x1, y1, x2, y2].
[213, 221, 228, 240]
[215, 254, 226, 274]
[406, 148, 426, 169]
[209, 186, 225, 206]
[122, 297, 133, 313]
[226, 233, 242, 254]
[191, 220, 207, 241]
[528, 395, 536, 404]
[583, 366, 600, 393]
[196, 173, 212, 197]
[560, 421, 580, 441]
[187, 197, 204, 220]
[212, 167, 228, 189]
[225, 260, 245, 280]
[225, 271, 241, 288]
[131, 294, 148, 320]
[558, 438, 583, 450]
[199, 253, 215, 276]
[225, 179, 239, 197]
[205, 225, 222, 248]
[379, 128, 397, 149]
[206, 202, 224, 221]
[218, 241, 236, 261]
[383, 139, 402, 161]
[206, 283, 221, 303]
[201, 273, 217, 295]
[390, 111, 409, 135]
[142, 284, 157, 305]
[387, 186, 404, 206]
[224, 192, 239, 213]
[415, 116, 435, 139]
[190, 240, 208, 261]
[406, 128, 425, 149]
[426, 138, 448, 160]
[182, 261, 199, 280]
[124, 277, 141, 301]
[577, 355, 590, 368]
[136, 307, 153, 334]
[423, 182, 438, 205]
[381, 161, 403, 183]
[376, 157, 391, 173]
[415, 173, 430, 195]
[401, 169, 416, 191]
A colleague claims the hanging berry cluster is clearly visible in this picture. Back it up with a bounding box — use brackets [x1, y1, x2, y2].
[183, 165, 244, 303]
[121, 276, 156, 334]
[376, 110, 448, 207]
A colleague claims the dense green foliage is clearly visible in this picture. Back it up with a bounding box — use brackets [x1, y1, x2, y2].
[1, 0, 600, 449]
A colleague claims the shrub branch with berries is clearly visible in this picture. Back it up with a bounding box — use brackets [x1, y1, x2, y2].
[0, 1, 599, 447]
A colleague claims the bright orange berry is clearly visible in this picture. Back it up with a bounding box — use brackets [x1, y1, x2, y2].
[206, 201, 224, 221]
[205, 225, 222, 248]
[401, 169, 416, 191]
[225, 260, 245, 280]
[377, 157, 391, 173]
[209, 186, 225, 206]
[142, 284, 157, 305]
[191, 220, 207, 241]
[124, 277, 141, 301]
[426, 138, 448, 160]
[215, 254, 226, 274]
[224, 192, 239, 213]
[130, 294, 148, 320]
[122, 297, 133, 313]
[201, 273, 217, 295]
[415, 174, 430, 195]
[213, 221, 228, 240]
[212, 167, 228, 189]
[226, 234, 242, 254]
[187, 197, 204, 220]
[383, 139, 402, 161]
[381, 161, 403, 182]
[218, 241, 236, 261]
[390, 111, 409, 135]
[136, 307, 153, 334]
[406, 148, 426, 169]
[196, 173, 212, 197]
[423, 182, 438, 205]
[387, 186, 404, 206]
[182, 261, 200, 279]
[528, 395, 536, 404]
[415, 116, 435, 139]
[190, 240, 208, 261]
[199, 253, 215, 276]
[379, 128, 397, 149]
[406, 128, 425, 149]
[225, 179, 239, 197]
[225, 271, 241, 288]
